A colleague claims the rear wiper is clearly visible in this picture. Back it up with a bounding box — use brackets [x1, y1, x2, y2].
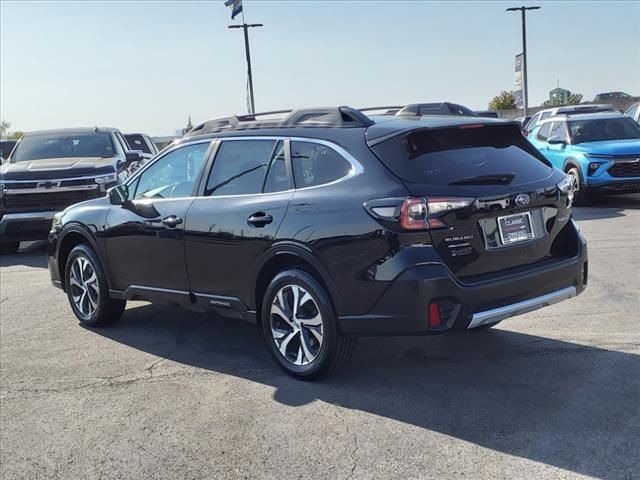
[449, 173, 515, 186]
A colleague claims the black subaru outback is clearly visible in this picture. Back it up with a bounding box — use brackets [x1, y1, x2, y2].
[48, 106, 588, 379]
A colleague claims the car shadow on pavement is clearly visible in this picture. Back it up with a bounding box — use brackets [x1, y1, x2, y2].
[573, 193, 640, 221]
[93, 303, 639, 479]
[0, 241, 48, 269]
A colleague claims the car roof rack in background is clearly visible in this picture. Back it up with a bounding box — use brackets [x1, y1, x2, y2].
[358, 106, 404, 115]
[186, 106, 374, 136]
[553, 104, 615, 115]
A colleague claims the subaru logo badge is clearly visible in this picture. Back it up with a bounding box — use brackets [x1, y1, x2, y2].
[515, 193, 530, 207]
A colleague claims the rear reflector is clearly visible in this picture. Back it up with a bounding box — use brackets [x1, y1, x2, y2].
[429, 302, 442, 328]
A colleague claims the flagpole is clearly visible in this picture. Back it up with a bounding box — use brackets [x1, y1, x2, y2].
[228, 2, 262, 115]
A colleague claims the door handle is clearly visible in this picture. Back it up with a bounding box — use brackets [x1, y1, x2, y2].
[247, 212, 273, 227]
[162, 215, 183, 228]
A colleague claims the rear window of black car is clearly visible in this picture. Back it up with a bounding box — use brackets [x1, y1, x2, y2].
[10, 132, 115, 162]
[370, 124, 552, 187]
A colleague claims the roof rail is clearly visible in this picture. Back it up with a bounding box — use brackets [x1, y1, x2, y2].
[358, 106, 404, 115]
[186, 106, 374, 136]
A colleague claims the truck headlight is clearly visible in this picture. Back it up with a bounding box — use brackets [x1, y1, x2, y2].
[94, 172, 118, 184]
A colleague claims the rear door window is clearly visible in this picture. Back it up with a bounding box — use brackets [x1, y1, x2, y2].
[262, 141, 290, 193]
[370, 124, 552, 187]
[205, 140, 275, 196]
[291, 141, 352, 188]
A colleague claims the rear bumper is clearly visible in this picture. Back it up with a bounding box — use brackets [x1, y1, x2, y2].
[0, 211, 56, 242]
[339, 226, 588, 335]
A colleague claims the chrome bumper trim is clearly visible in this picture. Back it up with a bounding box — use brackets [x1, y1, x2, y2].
[0, 211, 57, 235]
[467, 286, 577, 329]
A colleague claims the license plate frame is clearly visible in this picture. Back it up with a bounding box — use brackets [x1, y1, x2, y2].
[497, 211, 535, 246]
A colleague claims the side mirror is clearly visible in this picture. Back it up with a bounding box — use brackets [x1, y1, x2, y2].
[108, 184, 129, 205]
[125, 150, 145, 163]
[547, 136, 567, 146]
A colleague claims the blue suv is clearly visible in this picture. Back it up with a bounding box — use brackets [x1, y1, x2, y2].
[528, 112, 640, 203]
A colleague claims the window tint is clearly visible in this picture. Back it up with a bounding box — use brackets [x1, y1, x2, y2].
[263, 141, 289, 193]
[125, 134, 151, 154]
[370, 124, 551, 187]
[291, 141, 352, 188]
[537, 122, 552, 141]
[134, 142, 209, 199]
[549, 122, 567, 140]
[205, 140, 275, 196]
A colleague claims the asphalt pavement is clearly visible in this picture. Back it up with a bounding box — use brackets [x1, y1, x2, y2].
[1, 195, 639, 480]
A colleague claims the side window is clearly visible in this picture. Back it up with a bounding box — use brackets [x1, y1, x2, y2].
[527, 113, 540, 129]
[549, 122, 567, 140]
[537, 122, 552, 141]
[291, 141, 352, 188]
[134, 142, 209, 199]
[626, 105, 638, 121]
[205, 140, 274, 196]
[262, 141, 290, 193]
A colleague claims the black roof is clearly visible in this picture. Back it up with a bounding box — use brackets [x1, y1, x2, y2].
[181, 106, 517, 144]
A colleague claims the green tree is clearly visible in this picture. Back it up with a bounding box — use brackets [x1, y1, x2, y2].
[488, 91, 517, 111]
[0, 120, 11, 139]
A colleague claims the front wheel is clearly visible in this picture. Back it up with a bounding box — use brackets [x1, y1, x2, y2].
[261, 269, 355, 380]
[567, 167, 590, 206]
[65, 244, 125, 327]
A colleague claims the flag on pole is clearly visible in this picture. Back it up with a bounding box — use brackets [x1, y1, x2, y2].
[224, 0, 243, 20]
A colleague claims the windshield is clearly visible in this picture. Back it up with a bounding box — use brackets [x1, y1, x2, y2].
[568, 118, 640, 144]
[10, 132, 116, 162]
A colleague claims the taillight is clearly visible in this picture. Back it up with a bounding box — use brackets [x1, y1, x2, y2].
[364, 197, 474, 231]
[399, 198, 428, 230]
[399, 197, 474, 230]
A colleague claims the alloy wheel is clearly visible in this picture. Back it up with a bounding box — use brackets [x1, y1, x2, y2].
[70, 256, 99, 317]
[270, 284, 324, 366]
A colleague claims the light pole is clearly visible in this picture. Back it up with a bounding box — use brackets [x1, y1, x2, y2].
[228, 23, 263, 115]
[506, 5, 540, 116]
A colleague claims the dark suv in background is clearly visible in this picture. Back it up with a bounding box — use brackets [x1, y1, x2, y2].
[48, 107, 587, 379]
[0, 127, 145, 253]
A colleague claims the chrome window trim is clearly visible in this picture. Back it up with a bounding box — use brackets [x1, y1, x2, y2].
[200, 136, 363, 198]
[122, 135, 364, 202]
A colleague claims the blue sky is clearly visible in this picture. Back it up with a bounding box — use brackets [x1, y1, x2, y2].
[1, 1, 638, 135]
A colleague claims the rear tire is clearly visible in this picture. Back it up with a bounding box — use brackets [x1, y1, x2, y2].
[261, 269, 355, 380]
[0, 242, 20, 255]
[64, 244, 125, 327]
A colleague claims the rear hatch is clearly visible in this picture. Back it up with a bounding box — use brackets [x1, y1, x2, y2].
[368, 122, 576, 279]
